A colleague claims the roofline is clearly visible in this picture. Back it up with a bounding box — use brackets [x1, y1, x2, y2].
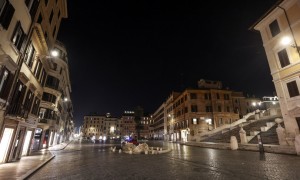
[248, 0, 284, 31]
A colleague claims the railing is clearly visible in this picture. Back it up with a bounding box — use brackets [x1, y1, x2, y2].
[39, 118, 48, 123]
[7, 103, 29, 118]
[44, 84, 59, 91]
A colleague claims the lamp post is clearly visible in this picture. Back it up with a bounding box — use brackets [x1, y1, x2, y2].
[168, 114, 174, 141]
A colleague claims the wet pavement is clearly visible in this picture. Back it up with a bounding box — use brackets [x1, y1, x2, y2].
[26, 141, 300, 180]
[0, 142, 69, 180]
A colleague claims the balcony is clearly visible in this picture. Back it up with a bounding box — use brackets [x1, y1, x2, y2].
[7, 103, 29, 118]
[39, 118, 48, 123]
[38, 118, 59, 126]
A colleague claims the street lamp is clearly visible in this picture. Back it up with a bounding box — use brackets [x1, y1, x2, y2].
[277, 6, 300, 57]
[50, 49, 59, 57]
[281, 36, 300, 50]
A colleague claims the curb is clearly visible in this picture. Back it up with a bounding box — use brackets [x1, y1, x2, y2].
[19, 154, 56, 180]
[48, 140, 73, 151]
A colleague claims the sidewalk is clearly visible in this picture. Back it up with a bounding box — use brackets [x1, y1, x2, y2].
[0, 141, 71, 180]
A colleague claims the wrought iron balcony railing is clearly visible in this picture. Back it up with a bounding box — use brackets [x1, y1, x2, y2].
[7, 103, 29, 118]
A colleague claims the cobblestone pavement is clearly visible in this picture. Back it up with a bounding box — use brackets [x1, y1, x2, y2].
[27, 140, 300, 180]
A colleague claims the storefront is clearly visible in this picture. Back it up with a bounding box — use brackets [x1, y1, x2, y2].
[0, 120, 35, 163]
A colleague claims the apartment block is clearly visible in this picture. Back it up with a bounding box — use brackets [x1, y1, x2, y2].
[251, 0, 300, 145]
[0, 0, 73, 164]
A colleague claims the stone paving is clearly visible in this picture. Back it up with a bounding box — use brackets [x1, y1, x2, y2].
[1, 140, 299, 180]
[0, 142, 71, 180]
[27, 141, 300, 180]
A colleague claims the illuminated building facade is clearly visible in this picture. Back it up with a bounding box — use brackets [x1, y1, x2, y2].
[0, 0, 73, 164]
[251, 0, 300, 145]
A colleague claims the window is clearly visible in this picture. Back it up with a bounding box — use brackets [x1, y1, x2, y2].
[216, 93, 220, 99]
[45, 75, 59, 89]
[45, 0, 48, 6]
[40, 69, 46, 86]
[218, 106, 222, 112]
[287, 81, 299, 98]
[31, 97, 40, 115]
[11, 21, 26, 51]
[39, 107, 56, 119]
[190, 93, 197, 99]
[269, 20, 280, 37]
[0, 0, 15, 30]
[24, 90, 34, 111]
[226, 106, 230, 112]
[224, 94, 230, 100]
[24, 42, 35, 68]
[192, 118, 198, 125]
[25, 0, 39, 18]
[9, 80, 26, 115]
[205, 93, 211, 100]
[42, 92, 56, 103]
[219, 118, 223, 125]
[191, 105, 197, 112]
[278, 49, 290, 68]
[0, 67, 13, 100]
[206, 106, 212, 112]
[33, 59, 42, 79]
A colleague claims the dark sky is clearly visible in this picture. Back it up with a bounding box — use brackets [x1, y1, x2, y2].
[57, 0, 278, 127]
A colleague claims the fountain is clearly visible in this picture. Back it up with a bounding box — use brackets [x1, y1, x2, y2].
[111, 142, 171, 154]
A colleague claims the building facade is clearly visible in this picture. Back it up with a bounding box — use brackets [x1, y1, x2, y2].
[151, 79, 251, 142]
[0, 0, 73, 164]
[82, 113, 120, 141]
[251, 0, 300, 145]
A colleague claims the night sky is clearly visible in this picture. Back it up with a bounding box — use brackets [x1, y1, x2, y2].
[57, 0, 278, 127]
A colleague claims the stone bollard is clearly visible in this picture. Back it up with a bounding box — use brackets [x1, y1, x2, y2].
[129, 150, 132, 154]
[145, 150, 148, 155]
[119, 149, 122, 153]
[239, 127, 247, 144]
[275, 118, 288, 145]
[152, 150, 155, 154]
[295, 134, 300, 156]
[230, 136, 238, 150]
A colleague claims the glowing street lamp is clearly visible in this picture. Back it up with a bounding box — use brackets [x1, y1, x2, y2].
[50, 50, 59, 57]
[280, 36, 292, 46]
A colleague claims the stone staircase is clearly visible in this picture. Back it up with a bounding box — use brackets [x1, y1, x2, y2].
[200, 116, 281, 145]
